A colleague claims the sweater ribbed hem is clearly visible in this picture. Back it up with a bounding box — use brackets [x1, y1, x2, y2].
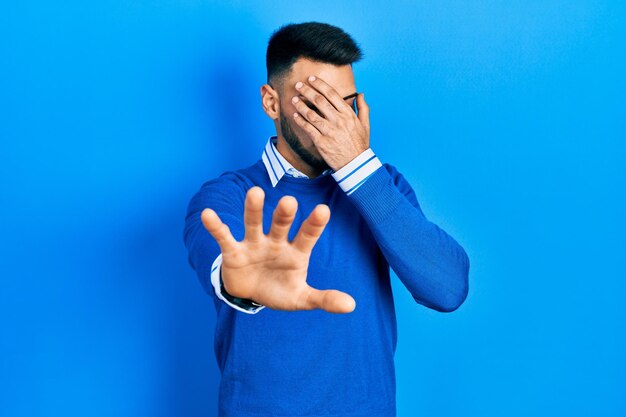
[219, 402, 396, 417]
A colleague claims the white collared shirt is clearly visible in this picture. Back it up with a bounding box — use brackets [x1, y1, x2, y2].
[261, 135, 381, 194]
[211, 135, 382, 313]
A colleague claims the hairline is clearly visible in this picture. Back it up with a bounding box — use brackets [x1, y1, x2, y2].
[269, 57, 355, 95]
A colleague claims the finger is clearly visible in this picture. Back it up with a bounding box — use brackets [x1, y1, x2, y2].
[292, 97, 329, 135]
[356, 93, 370, 135]
[244, 186, 265, 242]
[298, 286, 356, 313]
[307, 75, 354, 115]
[201, 208, 238, 253]
[293, 95, 325, 119]
[268, 195, 298, 242]
[292, 204, 330, 254]
[292, 111, 324, 142]
[294, 80, 339, 121]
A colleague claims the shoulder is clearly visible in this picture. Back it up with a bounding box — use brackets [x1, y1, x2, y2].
[198, 170, 248, 196]
[200, 159, 265, 195]
[187, 161, 263, 212]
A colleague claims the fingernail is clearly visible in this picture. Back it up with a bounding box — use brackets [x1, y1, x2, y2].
[292, 96, 299, 103]
[295, 81, 303, 89]
[308, 75, 316, 82]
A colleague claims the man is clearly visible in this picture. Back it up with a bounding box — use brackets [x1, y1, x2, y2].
[183, 21, 470, 417]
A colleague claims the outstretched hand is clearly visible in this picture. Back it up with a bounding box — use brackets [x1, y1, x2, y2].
[201, 186, 356, 314]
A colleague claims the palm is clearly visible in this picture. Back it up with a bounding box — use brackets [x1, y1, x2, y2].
[220, 234, 314, 311]
[201, 186, 356, 314]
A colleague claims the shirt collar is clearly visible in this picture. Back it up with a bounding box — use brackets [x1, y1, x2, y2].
[261, 135, 334, 187]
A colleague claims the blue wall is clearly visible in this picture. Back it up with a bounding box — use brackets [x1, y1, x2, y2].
[2, 1, 624, 416]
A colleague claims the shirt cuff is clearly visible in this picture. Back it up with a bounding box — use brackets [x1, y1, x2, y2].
[210, 253, 266, 314]
[331, 148, 383, 195]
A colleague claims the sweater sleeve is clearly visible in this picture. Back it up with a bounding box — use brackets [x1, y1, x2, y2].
[182, 174, 266, 313]
[334, 155, 470, 312]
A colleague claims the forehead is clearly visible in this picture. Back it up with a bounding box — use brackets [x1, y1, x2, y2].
[285, 57, 355, 96]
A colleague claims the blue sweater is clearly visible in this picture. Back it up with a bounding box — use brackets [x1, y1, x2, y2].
[183, 137, 470, 417]
[207, 136, 385, 314]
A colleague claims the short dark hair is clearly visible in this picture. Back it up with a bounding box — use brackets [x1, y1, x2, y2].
[266, 21, 364, 92]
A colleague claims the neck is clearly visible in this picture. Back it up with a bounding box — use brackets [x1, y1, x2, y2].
[275, 135, 324, 178]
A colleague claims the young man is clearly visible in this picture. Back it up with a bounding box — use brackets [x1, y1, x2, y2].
[183, 21, 470, 417]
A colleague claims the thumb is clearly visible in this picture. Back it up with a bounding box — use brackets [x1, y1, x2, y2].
[356, 93, 370, 135]
[301, 286, 356, 314]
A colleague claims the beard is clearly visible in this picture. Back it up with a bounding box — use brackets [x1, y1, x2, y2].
[279, 107, 331, 174]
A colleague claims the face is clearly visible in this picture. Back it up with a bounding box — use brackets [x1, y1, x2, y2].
[279, 105, 330, 171]
[275, 58, 357, 172]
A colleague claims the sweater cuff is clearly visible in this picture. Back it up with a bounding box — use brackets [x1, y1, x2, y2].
[345, 164, 404, 225]
[210, 253, 266, 314]
[331, 148, 382, 195]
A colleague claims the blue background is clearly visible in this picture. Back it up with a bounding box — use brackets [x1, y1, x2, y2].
[2, 1, 624, 416]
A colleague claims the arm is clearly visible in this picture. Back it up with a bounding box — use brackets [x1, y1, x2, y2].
[332, 149, 470, 312]
[183, 176, 266, 313]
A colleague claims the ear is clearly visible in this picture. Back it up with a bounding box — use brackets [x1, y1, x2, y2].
[260, 84, 280, 120]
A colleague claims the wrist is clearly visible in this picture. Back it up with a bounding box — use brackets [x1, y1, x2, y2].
[220, 267, 264, 307]
[331, 147, 382, 195]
